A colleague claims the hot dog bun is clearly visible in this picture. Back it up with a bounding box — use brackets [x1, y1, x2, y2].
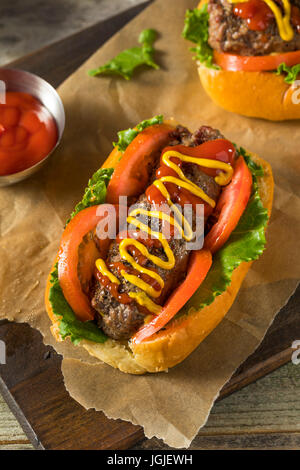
[198, 64, 300, 121]
[45, 146, 274, 374]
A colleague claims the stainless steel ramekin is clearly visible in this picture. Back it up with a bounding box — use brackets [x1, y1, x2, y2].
[0, 68, 65, 187]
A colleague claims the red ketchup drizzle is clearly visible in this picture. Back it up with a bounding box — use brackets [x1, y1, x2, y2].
[146, 140, 235, 219]
[233, 0, 274, 31]
[97, 140, 235, 310]
[96, 231, 161, 306]
[113, 261, 161, 293]
[292, 5, 300, 33]
[95, 268, 133, 305]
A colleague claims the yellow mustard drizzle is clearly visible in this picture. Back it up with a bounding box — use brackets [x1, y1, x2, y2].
[128, 291, 162, 315]
[228, 0, 294, 41]
[95, 150, 233, 314]
[130, 207, 193, 242]
[95, 259, 120, 285]
[151, 180, 195, 242]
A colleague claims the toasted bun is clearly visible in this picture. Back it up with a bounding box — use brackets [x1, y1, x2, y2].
[45, 142, 274, 374]
[198, 65, 300, 121]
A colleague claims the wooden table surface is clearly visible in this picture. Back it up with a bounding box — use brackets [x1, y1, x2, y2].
[1, 360, 300, 450]
[0, 0, 300, 450]
[0, 0, 146, 66]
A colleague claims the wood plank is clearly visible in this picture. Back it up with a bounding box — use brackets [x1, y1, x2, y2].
[6, 1, 152, 88]
[0, 320, 145, 450]
[0, 0, 299, 450]
[136, 432, 300, 450]
[219, 348, 294, 399]
[135, 361, 300, 449]
[0, 444, 33, 450]
[220, 285, 300, 398]
[3, 359, 300, 450]
[0, 0, 148, 67]
[0, 393, 31, 447]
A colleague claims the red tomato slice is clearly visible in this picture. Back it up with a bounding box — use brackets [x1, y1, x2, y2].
[214, 49, 300, 72]
[58, 204, 119, 322]
[204, 156, 252, 254]
[132, 249, 212, 344]
[106, 124, 174, 204]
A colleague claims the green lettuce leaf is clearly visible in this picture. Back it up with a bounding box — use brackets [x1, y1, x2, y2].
[238, 147, 264, 182]
[180, 151, 269, 316]
[49, 167, 114, 344]
[88, 29, 160, 80]
[113, 115, 164, 152]
[182, 6, 219, 69]
[69, 168, 114, 221]
[275, 62, 300, 84]
[49, 265, 107, 344]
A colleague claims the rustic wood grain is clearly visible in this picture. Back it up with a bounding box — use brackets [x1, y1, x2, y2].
[6, 1, 152, 88]
[135, 362, 300, 450]
[137, 432, 300, 450]
[0, 321, 145, 450]
[0, 0, 148, 66]
[0, 0, 299, 450]
[2, 360, 300, 450]
[0, 394, 32, 449]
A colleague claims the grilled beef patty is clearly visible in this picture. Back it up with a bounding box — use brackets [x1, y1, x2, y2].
[208, 0, 300, 56]
[91, 126, 223, 341]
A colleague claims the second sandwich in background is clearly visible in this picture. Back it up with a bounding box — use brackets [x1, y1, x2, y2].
[183, 0, 300, 120]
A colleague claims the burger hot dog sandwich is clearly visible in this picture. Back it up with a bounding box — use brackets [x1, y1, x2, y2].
[45, 117, 273, 374]
[183, 0, 300, 120]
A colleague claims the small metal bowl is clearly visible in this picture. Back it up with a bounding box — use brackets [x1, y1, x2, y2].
[0, 68, 65, 187]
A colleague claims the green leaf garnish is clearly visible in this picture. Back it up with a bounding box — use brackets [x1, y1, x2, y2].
[275, 62, 300, 84]
[88, 28, 160, 80]
[49, 264, 107, 345]
[238, 147, 264, 182]
[138, 28, 158, 47]
[180, 151, 268, 316]
[182, 6, 219, 70]
[69, 168, 114, 221]
[113, 115, 164, 152]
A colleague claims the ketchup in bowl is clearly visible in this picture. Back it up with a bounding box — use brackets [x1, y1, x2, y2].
[0, 91, 58, 176]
